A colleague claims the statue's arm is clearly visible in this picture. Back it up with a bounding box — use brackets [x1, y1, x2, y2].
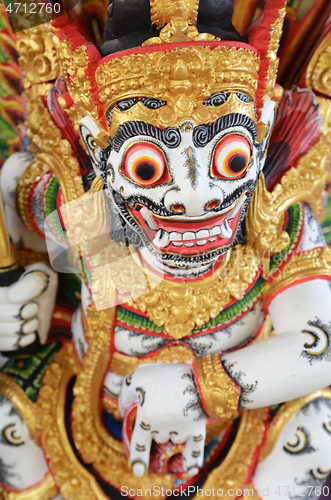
[0, 152, 58, 356]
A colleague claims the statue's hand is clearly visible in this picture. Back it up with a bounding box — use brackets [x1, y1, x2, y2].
[0, 263, 57, 354]
[119, 363, 207, 478]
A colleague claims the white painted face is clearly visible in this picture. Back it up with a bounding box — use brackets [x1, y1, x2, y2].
[80, 93, 273, 278]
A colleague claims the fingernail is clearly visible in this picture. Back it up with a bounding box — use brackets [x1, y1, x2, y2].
[21, 302, 38, 319]
[132, 462, 146, 477]
[187, 467, 199, 478]
[18, 332, 36, 347]
[21, 318, 39, 334]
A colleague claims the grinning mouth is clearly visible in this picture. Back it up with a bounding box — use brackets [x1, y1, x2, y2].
[127, 193, 248, 257]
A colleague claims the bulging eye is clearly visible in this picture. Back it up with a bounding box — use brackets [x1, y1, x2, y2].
[212, 135, 251, 179]
[122, 143, 169, 186]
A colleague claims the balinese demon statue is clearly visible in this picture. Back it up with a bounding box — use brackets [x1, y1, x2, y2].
[1, 0, 331, 498]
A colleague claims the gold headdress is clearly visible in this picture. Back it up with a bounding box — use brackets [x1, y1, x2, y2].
[53, 0, 286, 142]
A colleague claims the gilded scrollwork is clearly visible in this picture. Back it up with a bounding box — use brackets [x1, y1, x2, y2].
[194, 353, 241, 419]
[16, 24, 60, 89]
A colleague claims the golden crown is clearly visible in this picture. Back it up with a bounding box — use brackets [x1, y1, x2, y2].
[52, 0, 286, 139]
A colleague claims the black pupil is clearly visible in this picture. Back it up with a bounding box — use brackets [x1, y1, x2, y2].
[229, 154, 246, 173]
[136, 162, 156, 181]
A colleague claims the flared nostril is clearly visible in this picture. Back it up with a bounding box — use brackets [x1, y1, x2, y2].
[206, 200, 220, 211]
[170, 204, 185, 214]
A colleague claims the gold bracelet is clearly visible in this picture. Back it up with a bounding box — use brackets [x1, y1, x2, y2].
[194, 353, 241, 420]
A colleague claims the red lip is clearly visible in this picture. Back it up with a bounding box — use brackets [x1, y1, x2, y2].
[128, 195, 247, 257]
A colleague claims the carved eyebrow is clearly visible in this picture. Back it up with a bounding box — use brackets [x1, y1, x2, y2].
[192, 113, 257, 147]
[112, 121, 181, 152]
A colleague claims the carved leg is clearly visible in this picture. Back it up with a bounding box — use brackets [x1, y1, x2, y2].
[253, 396, 331, 500]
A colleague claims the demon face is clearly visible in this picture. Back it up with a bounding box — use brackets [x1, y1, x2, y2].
[80, 92, 274, 278]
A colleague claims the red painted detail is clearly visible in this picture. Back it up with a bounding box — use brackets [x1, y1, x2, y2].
[212, 135, 251, 179]
[130, 199, 244, 257]
[28, 175, 49, 238]
[46, 78, 91, 174]
[264, 273, 331, 312]
[264, 89, 322, 190]
[247, 0, 287, 117]
[56, 187, 65, 231]
[96, 41, 258, 68]
[121, 142, 171, 187]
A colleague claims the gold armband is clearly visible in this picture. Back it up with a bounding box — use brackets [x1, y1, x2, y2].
[193, 353, 241, 420]
[264, 247, 331, 306]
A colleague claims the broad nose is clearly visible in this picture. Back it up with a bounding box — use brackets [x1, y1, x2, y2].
[164, 183, 224, 217]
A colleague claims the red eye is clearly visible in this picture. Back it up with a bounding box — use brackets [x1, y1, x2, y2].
[212, 135, 251, 179]
[121, 143, 170, 186]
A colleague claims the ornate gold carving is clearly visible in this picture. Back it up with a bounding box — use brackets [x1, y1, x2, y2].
[95, 46, 259, 126]
[197, 408, 268, 499]
[16, 249, 50, 268]
[70, 301, 268, 498]
[36, 343, 107, 500]
[258, 388, 331, 462]
[150, 0, 199, 29]
[109, 93, 256, 135]
[306, 31, 331, 99]
[194, 354, 241, 419]
[53, 35, 101, 132]
[110, 344, 194, 377]
[263, 247, 331, 304]
[16, 157, 50, 236]
[16, 83, 84, 234]
[131, 245, 260, 339]
[0, 473, 58, 500]
[264, 8, 286, 102]
[0, 374, 39, 444]
[246, 174, 290, 259]
[16, 24, 60, 89]
[71, 302, 175, 495]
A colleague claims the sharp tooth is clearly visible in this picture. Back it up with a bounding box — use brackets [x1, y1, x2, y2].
[209, 237, 217, 242]
[228, 195, 247, 221]
[196, 229, 209, 239]
[219, 219, 232, 238]
[210, 226, 221, 236]
[183, 232, 196, 241]
[169, 232, 182, 241]
[196, 239, 207, 246]
[141, 207, 158, 231]
[152, 229, 170, 248]
[172, 242, 183, 247]
[184, 242, 194, 247]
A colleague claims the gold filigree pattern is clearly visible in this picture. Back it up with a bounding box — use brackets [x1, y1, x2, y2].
[150, 0, 199, 29]
[95, 45, 259, 125]
[196, 408, 268, 499]
[246, 174, 290, 259]
[36, 343, 107, 500]
[110, 344, 194, 376]
[306, 31, 331, 99]
[263, 247, 331, 304]
[72, 303, 175, 497]
[131, 245, 260, 338]
[0, 374, 39, 444]
[109, 93, 256, 135]
[194, 354, 241, 419]
[16, 23, 60, 89]
[16, 83, 84, 235]
[0, 473, 58, 500]
[258, 388, 331, 462]
[16, 249, 50, 268]
[69, 300, 269, 498]
[264, 8, 286, 103]
[53, 34, 102, 132]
